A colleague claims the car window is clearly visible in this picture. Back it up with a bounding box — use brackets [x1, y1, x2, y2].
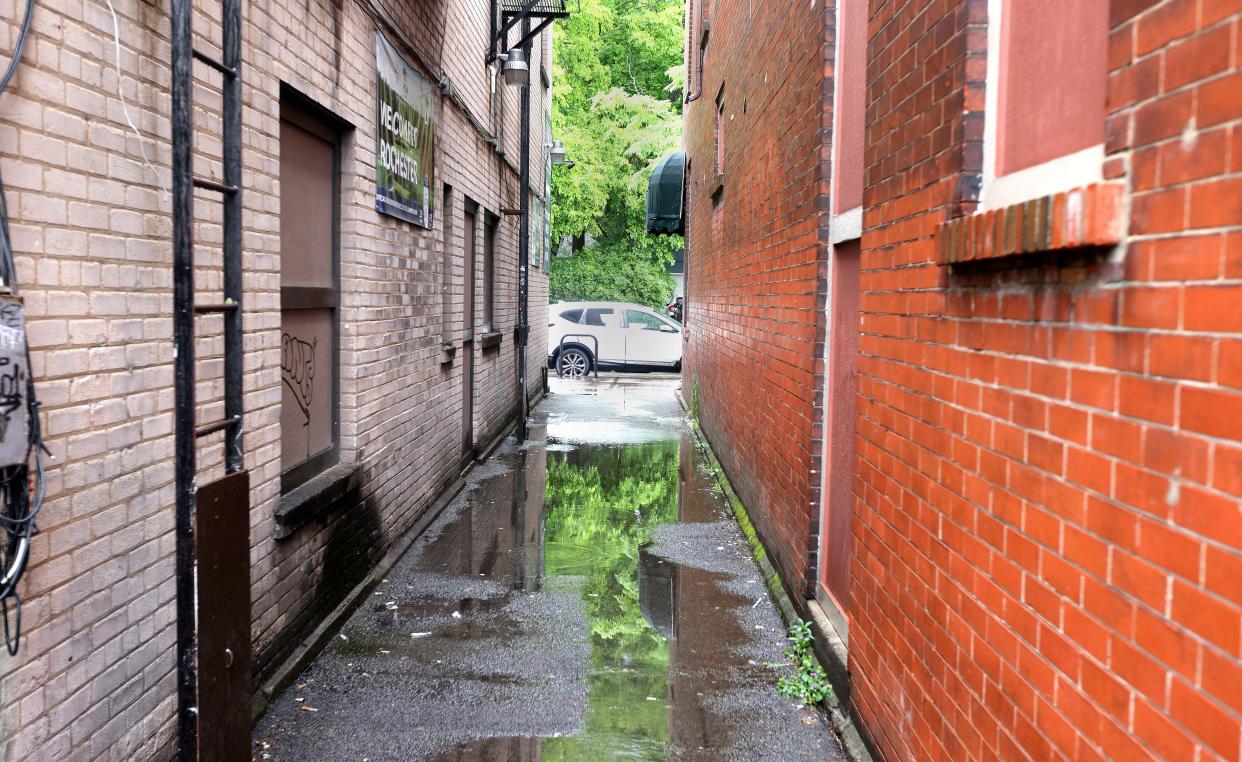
[559, 309, 583, 324]
[626, 310, 666, 331]
[583, 308, 616, 327]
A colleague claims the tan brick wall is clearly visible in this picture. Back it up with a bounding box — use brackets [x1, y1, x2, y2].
[0, 0, 551, 756]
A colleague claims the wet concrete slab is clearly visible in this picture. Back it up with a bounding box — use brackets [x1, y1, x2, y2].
[254, 376, 845, 761]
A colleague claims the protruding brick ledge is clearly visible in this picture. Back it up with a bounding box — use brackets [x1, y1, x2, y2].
[937, 182, 1127, 265]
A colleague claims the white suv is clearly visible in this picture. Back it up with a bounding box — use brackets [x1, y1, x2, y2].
[548, 301, 683, 376]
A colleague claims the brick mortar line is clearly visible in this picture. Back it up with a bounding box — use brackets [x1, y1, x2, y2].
[857, 346, 1237, 397]
[857, 344, 1242, 398]
[852, 442, 1237, 653]
[851, 394, 1241, 548]
[846, 494, 1242, 745]
[849, 454, 1242, 679]
[855, 358, 1242, 457]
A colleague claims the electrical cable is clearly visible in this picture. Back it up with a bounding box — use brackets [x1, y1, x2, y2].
[0, 0, 35, 95]
[103, 0, 166, 199]
[0, 0, 46, 656]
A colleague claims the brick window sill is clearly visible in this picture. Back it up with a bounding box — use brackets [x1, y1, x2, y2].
[480, 330, 503, 350]
[936, 182, 1126, 265]
[275, 461, 362, 540]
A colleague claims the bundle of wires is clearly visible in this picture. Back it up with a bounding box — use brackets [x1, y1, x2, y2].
[0, 0, 47, 656]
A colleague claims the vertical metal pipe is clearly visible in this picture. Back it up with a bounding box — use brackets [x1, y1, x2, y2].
[515, 16, 531, 444]
[490, 0, 497, 61]
[222, 0, 243, 473]
[169, 0, 198, 756]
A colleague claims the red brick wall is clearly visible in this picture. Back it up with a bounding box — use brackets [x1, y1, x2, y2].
[853, 1, 1242, 761]
[683, 0, 832, 597]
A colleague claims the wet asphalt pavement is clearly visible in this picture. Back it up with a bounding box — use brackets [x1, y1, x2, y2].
[254, 375, 846, 761]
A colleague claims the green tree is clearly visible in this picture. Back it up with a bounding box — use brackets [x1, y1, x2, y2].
[551, 0, 685, 309]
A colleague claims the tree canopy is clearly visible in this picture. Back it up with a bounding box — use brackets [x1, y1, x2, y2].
[550, 0, 685, 309]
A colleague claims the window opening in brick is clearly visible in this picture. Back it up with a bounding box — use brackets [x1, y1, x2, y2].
[714, 90, 725, 176]
[483, 213, 498, 331]
[982, 0, 1108, 209]
[279, 102, 343, 492]
[442, 185, 454, 339]
[463, 203, 477, 332]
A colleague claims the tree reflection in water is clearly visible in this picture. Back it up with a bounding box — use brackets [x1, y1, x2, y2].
[541, 439, 680, 761]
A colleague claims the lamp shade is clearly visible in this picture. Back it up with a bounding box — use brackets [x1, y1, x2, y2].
[502, 49, 528, 86]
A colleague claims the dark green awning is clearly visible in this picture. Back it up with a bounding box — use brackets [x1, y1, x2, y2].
[646, 151, 685, 236]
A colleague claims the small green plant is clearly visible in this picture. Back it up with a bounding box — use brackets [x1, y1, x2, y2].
[775, 620, 832, 707]
[689, 376, 701, 421]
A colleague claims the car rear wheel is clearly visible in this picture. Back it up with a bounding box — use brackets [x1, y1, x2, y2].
[557, 347, 592, 378]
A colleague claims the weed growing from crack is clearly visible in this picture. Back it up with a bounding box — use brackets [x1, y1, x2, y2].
[775, 620, 832, 707]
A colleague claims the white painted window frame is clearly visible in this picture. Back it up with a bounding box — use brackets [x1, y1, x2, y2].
[980, 0, 1104, 211]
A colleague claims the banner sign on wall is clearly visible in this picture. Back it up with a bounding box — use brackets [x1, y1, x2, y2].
[375, 32, 435, 228]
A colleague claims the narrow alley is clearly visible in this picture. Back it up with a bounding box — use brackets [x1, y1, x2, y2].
[253, 376, 845, 761]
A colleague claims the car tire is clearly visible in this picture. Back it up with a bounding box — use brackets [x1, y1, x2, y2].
[556, 347, 593, 378]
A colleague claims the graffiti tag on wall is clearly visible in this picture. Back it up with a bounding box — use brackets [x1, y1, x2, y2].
[281, 332, 316, 427]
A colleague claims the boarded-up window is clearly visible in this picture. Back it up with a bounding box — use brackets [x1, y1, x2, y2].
[714, 92, 725, 175]
[483, 213, 497, 331]
[983, 0, 1108, 208]
[997, 0, 1107, 175]
[832, 0, 866, 215]
[463, 204, 476, 332]
[280, 102, 340, 490]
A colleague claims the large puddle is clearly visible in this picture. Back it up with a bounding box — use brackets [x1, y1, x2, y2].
[538, 437, 715, 760]
[255, 380, 838, 761]
[409, 429, 738, 760]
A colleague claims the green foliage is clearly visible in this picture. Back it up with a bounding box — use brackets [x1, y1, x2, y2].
[550, 0, 685, 309]
[549, 244, 676, 307]
[776, 620, 832, 708]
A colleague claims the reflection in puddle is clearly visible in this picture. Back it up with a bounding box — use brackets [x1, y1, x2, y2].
[420, 432, 737, 760]
[255, 383, 840, 762]
[540, 438, 681, 760]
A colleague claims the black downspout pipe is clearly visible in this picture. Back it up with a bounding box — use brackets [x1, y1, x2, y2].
[222, 0, 244, 474]
[489, 0, 497, 62]
[169, 0, 198, 756]
[516, 16, 531, 444]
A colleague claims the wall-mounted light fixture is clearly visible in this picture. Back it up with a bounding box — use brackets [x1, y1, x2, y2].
[496, 49, 529, 87]
[548, 139, 567, 164]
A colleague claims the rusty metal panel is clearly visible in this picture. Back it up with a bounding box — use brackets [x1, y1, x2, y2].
[195, 470, 251, 762]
